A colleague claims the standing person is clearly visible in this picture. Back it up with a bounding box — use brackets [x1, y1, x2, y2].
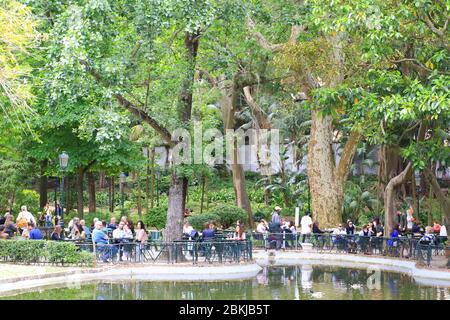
[135, 220, 148, 262]
[406, 207, 414, 234]
[396, 209, 407, 233]
[16, 206, 36, 228]
[44, 204, 53, 228]
[300, 211, 312, 243]
[269, 206, 282, 250]
[55, 203, 62, 218]
[271, 206, 281, 225]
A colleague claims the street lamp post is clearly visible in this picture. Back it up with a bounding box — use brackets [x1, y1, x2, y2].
[58, 151, 69, 228]
[120, 172, 127, 216]
[306, 175, 311, 214]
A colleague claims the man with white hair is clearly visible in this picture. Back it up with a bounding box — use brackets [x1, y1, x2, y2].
[92, 220, 118, 262]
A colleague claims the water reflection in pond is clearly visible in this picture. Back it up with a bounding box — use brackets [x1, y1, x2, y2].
[2, 265, 449, 300]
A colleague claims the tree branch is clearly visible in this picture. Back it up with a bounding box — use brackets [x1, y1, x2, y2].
[335, 129, 361, 184]
[79, 60, 174, 147]
[243, 86, 271, 130]
[246, 16, 304, 53]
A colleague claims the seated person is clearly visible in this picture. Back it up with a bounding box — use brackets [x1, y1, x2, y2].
[346, 221, 356, 235]
[412, 221, 424, 234]
[107, 217, 117, 231]
[419, 226, 435, 243]
[92, 221, 117, 262]
[0, 225, 9, 239]
[3, 214, 17, 238]
[312, 221, 325, 234]
[332, 224, 347, 246]
[51, 225, 63, 241]
[80, 219, 91, 238]
[202, 223, 215, 241]
[256, 219, 268, 234]
[387, 224, 400, 248]
[183, 221, 198, 239]
[28, 222, 43, 240]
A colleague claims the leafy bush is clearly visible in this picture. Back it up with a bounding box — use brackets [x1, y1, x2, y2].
[0, 240, 93, 266]
[143, 206, 168, 230]
[14, 189, 40, 215]
[188, 213, 220, 230]
[253, 206, 273, 222]
[206, 205, 248, 229]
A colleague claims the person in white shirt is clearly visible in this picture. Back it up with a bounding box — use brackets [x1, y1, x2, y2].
[300, 212, 313, 243]
[256, 220, 268, 234]
[16, 206, 36, 226]
[440, 224, 447, 237]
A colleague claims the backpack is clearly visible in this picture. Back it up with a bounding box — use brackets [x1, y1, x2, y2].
[17, 217, 28, 229]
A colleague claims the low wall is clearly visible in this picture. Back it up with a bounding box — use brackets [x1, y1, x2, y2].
[0, 263, 262, 297]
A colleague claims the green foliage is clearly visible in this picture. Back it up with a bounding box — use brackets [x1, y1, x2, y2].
[14, 189, 40, 214]
[143, 206, 168, 230]
[206, 204, 247, 229]
[45, 241, 94, 265]
[0, 240, 94, 266]
[187, 212, 220, 230]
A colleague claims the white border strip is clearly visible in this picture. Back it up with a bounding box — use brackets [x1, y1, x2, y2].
[0, 263, 262, 297]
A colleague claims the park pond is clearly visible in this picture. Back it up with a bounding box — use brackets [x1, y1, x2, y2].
[1, 264, 449, 300]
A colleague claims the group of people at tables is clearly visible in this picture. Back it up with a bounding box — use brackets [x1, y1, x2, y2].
[252, 206, 448, 251]
[182, 221, 247, 241]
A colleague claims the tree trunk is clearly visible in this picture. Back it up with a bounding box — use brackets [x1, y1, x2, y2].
[220, 75, 253, 225]
[39, 160, 48, 209]
[77, 166, 84, 218]
[378, 145, 401, 199]
[87, 171, 96, 213]
[163, 30, 199, 241]
[411, 170, 418, 219]
[163, 172, 187, 242]
[108, 177, 113, 213]
[231, 147, 254, 226]
[150, 148, 155, 209]
[200, 173, 205, 214]
[66, 175, 72, 213]
[423, 167, 450, 224]
[384, 163, 412, 234]
[308, 107, 361, 229]
[384, 123, 426, 233]
[308, 111, 342, 228]
[136, 172, 142, 218]
[109, 177, 115, 213]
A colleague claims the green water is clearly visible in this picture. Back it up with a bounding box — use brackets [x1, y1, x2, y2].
[2, 265, 449, 300]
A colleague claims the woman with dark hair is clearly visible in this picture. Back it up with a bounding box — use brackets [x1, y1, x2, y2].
[135, 220, 148, 262]
[126, 217, 134, 234]
[234, 223, 246, 240]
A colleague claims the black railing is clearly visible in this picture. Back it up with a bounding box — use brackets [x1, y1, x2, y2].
[72, 238, 253, 265]
[249, 232, 447, 266]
